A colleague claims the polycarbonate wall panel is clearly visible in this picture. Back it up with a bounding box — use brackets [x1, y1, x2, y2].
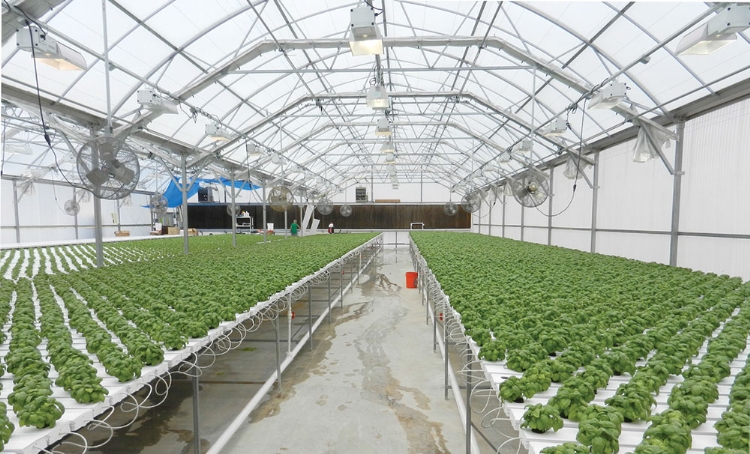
[523, 197, 550, 228]
[0, 179, 15, 231]
[678, 236, 750, 282]
[524, 227, 548, 245]
[505, 226, 522, 241]
[597, 232, 670, 265]
[680, 99, 750, 235]
[17, 183, 76, 228]
[551, 229, 590, 252]
[504, 198, 522, 226]
[597, 139, 674, 232]
[551, 164, 593, 229]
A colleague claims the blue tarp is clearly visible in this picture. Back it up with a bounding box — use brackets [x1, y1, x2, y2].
[159, 177, 259, 208]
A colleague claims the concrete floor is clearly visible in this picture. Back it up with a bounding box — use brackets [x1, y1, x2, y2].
[223, 248, 465, 453]
[52, 247, 524, 454]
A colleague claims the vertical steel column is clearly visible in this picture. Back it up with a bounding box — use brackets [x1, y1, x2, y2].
[116, 199, 122, 232]
[477, 204, 481, 234]
[501, 194, 506, 238]
[93, 197, 104, 267]
[339, 262, 344, 309]
[548, 166, 554, 246]
[231, 173, 237, 247]
[520, 205, 525, 242]
[433, 300, 438, 352]
[350, 259, 354, 291]
[12, 180, 20, 243]
[262, 183, 267, 243]
[327, 270, 332, 323]
[590, 152, 600, 253]
[274, 316, 281, 388]
[308, 283, 313, 351]
[284, 210, 288, 239]
[358, 252, 361, 284]
[287, 294, 292, 354]
[488, 197, 492, 236]
[669, 122, 686, 267]
[465, 343, 472, 454]
[181, 153, 189, 255]
[444, 312, 449, 400]
[191, 367, 200, 454]
[73, 187, 79, 240]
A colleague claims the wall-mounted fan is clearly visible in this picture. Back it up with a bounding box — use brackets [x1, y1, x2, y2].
[64, 199, 80, 216]
[444, 202, 458, 216]
[76, 136, 140, 200]
[340, 204, 352, 217]
[461, 191, 484, 213]
[268, 185, 295, 212]
[227, 205, 240, 216]
[148, 193, 169, 216]
[511, 172, 550, 207]
[316, 198, 333, 215]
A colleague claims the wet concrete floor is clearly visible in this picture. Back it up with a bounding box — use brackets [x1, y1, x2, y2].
[52, 248, 522, 454]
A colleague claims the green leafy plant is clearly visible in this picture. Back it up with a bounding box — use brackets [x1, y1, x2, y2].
[605, 383, 656, 423]
[540, 442, 590, 454]
[499, 376, 525, 403]
[521, 404, 564, 434]
[576, 419, 620, 454]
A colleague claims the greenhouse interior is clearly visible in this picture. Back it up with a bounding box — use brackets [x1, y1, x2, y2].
[1, 1, 749, 453]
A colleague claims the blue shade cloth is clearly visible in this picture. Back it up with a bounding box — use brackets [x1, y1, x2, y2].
[156, 177, 259, 208]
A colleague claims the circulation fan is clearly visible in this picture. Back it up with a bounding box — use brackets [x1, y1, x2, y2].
[316, 198, 333, 215]
[443, 202, 459, 216]
[461, 190, 484, 214]
[340, 204, 352, 217]
[511, 171, 550, 207]
[76, 136, 140, 200]
[64, 199, 80, 216]
[268, 185, 295, 212]
[148, 193, 169, 216]
[226, 205, 240, 216]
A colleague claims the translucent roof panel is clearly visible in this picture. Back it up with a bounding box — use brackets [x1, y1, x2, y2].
[2, 1, 749, 195]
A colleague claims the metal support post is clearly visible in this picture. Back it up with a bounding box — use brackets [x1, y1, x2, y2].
[433, 300, 438, 352]
[287, 294, 293, 354]
[284, 210, 288, 239]
[116, 198, 122, 232]
[181, 153, 189, 255]
[444, 313, 449, 400]
[231, 173, 237, 247]
[327, 270, 332, 323]
[488, 197, 492, 236]
[358, 252, 362, 284]
[591, 152, 600, 253]
[465, 342, 472, 454]
[425, 288, 430, 325]
[12, 180, 20, 243]
[262, 183, 268, 243]
[350, 260, 354, 292]
[339, 262, 344, 309]
[548, 166, 554, 245]
[72, 187, 79, 240]
[669, 122, 685, 267]
[520, 205, 525, 242]
[93, 196, 104, 267]
[501, 194, 506, 238]
[274, 316, 281, 388]
[308, 284, 313, 351]
[191, 365, 200, 454]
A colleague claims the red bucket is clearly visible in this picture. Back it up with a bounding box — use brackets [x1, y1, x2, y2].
[405, 272, 418, 288]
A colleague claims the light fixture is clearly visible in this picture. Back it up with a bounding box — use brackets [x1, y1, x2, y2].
[375, 117, 392, 137]
[206, 123, 231, 141]
[542, 118, 568, 137]
[498, 151, 511, 163]
[348, 5, 383, 56]
[380, 139, 395, 153]
[677, 5, 750, 55]
[246, 142, 262, 156]
[137, 89, 178, 114]
[366, 85, 389, 110]
[589, 81, 627, 110]
[513, 139, 533, 155]
[16, 26, 86, 71]
[391, 183, 399, 189]
[385, 153, 395, 163]
[483, 162, 497, 173]
[5, 143, 33, 155]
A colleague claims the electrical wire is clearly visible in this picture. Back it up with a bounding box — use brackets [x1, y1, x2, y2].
[533, 98, 588, 218]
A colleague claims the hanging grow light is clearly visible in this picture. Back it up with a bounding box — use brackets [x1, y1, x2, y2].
[16, 26, 86, 71]
[677, 5, 750, 55]
[375, 117, 392, 137]
[366, 85, 389, 110]
[542, 118, 568, 137]
[589, 81, 627, 110]
[348, 5, 383, 56]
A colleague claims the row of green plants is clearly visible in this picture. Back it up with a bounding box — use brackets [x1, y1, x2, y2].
[0, 283, 15, 449]
[711, 356, 750, 452]
[0, 233, 377, 439]
[410, 232, 749, 454]
[5, 280, 65, 429]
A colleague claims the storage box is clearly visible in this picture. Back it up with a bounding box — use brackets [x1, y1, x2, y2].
[187, 228, 198, 236]
[163, 226, 179, 235]
[114, 230, 130, 237]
